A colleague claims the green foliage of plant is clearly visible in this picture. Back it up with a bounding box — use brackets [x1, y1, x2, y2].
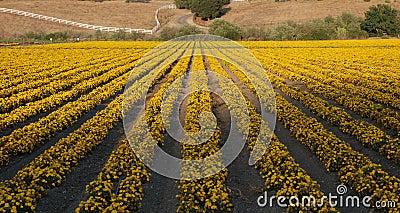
[361, 4, 400, 36]
[175, 0, 229, 20]
[209, 19, 242, 40]
[175, 0, 192, 9]
[190, 0, 229, 20]
[240, 12, 368, 41]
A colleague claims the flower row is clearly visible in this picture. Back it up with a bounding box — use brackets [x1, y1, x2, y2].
[0, 68, 131, 166]
[75, 139, 150, 212]
[276, 47, 400, 96]
[0, 94, 124, 213]
[267, 73, 399, 164]
[0, 48, 107, 90]
[0, 50, 130, 98]
[261, 51, 400, 111]
[0, 53, 143, 132]
[0, 54, 133, 113]
[208, 50, 337, 213]
[254, 50, 400, 135]
[215, 45, 399, 212]
[177, 54, 233, 213]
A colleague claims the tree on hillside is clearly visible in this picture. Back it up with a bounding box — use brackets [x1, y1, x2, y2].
[175, 0, 191, 9]
[190, 0, 229, 20]
[361, 4, 400, 36]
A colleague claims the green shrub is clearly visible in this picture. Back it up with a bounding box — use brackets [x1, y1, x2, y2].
[208, 19, 242, 40]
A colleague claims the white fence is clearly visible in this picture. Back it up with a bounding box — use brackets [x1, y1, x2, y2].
[0, 4, 176, 34]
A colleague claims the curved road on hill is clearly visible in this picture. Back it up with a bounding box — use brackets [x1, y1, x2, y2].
[174, 13, 209, 31]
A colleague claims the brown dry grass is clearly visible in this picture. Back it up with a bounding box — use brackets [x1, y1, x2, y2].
[0, 0, 172, 39]
[2, 0, 400, 39]
[222, 0, 400, 28]
[0, 13, 93, 39]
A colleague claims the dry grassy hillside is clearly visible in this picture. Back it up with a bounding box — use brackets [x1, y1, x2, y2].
[223, 0, 400, 27]
[1, 0, 400, 39]
[0, 0, 173, 39]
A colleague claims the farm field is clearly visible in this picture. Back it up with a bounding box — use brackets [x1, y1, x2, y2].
[0, 40, 399, 213]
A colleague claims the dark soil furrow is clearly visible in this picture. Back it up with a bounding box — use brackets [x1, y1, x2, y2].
[202, 51, 282, 212]
[274, 120, 368, 213]
[141, 133, 182, 213]
[276, 88, 400, 178]
[210, 49, 370, 212]
[141, 53, 194, 213]
[35, 122, 125, 213]
[0, 67, 130, 138]
[0, 91, 123, 181]
[208, 70, 282, 213]
[285, 79, 399, 139]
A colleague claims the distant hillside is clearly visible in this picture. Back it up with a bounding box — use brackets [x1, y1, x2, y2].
[0, 0, 173, 39]
[221, 0, 400, 28]
[1, 0, 400, 39]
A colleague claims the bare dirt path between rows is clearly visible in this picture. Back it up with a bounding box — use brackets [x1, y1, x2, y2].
[141, 53, 193, 213]
[285, 79, 399, 139]
[276, 88, 400, 179]
[36, 121, 124, 213]
[208, 48, 371, 212]
[0, 90, 123, 182]
[275, 90, 369, 213]
[203, 53, 283, 212]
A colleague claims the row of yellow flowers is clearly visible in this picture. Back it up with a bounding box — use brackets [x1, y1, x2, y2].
[177, 53, 233, 212]
[215, 44, 399, 212]
[0, 53, 144, 132]
[275, 93, 399, 213]
[255, 48, 400, 134]
[0, 68, 131, 166]
[260, 79, 400, 212]
[259, 50, 400, 112]
[76, 139, 150, 212]
[0, 50, 131, 98]
[275, 47, 400, 95]
[207, 50, 337, 213]
[0, 93, 124, 213]
[146, 50, 192, 146]
[0, 48, 108, 90]
[95, 43, 196, 212]
[0, 53, 138, 113]
[254, 52, 400, 135]
[266, 72, 399, 164]
[77, 44, 195, 213]
[122, 41, 190, 111]
[0, 42, 195, 213]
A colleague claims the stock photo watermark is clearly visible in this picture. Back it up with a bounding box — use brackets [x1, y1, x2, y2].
[122, 35, 276, 180]
[257, 185, 397, 209]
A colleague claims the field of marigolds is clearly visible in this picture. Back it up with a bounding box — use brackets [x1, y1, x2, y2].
[0, 39, 399, 213]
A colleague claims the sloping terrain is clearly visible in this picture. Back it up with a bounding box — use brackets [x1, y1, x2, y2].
[220, 0, 400, 27]
[1, 0, 400, 39]
[0, 0, 172, 39]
